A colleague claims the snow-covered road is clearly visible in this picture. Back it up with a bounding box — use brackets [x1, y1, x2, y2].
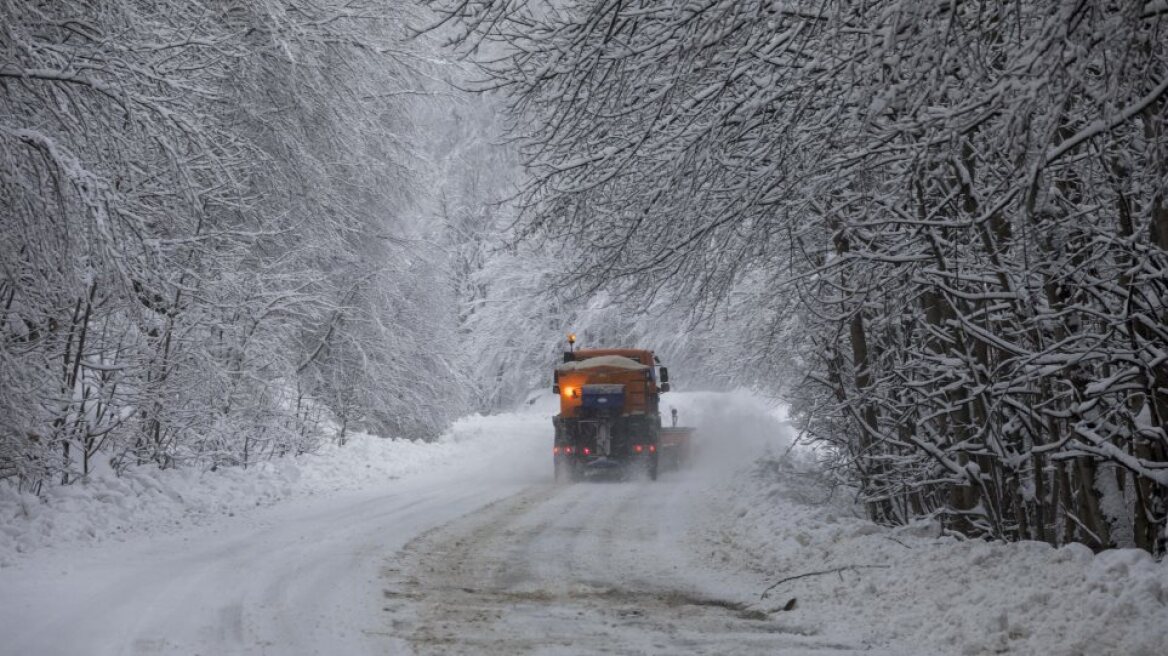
[0, 392, 867, 656]
[386, 478, 900, 656]
[0, 470, 539, 655]
[0, 404, 553, 656]
[3, 392, 1166, 655]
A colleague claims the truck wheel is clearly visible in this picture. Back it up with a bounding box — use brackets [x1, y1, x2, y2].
[648, 454, 659, 481]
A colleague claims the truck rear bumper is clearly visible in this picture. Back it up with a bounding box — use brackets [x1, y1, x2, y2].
[555, 454, 656, 478]
[556, 453, 653, 465]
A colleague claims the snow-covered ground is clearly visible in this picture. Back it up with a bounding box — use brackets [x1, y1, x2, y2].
[706, 454, 1168, 656]
[0, 407, 551, 656]
[1, 391, 1165, 655]
[0, 414, 542, 567]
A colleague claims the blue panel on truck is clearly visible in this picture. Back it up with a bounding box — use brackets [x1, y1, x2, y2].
[581, 383, 625, 409]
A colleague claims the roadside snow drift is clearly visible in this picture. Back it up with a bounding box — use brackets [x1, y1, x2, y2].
[702, 450, 1168, 655]
[0, 404, 551, 566]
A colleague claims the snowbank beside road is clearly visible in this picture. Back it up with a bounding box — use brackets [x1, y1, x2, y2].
[705, 456, 1168, 656]
[0, 435, 446, 566]
[0, 406, 551, 567]
[664, 389, 1168, 654]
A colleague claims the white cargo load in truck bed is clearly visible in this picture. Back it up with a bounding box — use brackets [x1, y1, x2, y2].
[556, 355, 648, 372]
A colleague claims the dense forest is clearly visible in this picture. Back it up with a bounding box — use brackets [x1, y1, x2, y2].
[0, 1, 490, 488]
[3, 0, 1167, 556]
[426, 0, 1168, 554]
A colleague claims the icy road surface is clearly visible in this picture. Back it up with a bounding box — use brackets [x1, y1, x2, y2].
[0, 392, 895, 655]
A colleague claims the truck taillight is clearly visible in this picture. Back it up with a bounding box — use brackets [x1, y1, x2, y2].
[564, 446, 574, 454]
[553, 446, 560, 455]
[649, 444, 656, 453]
[583, 447, 592, 455]
[633, 444, 643, 453]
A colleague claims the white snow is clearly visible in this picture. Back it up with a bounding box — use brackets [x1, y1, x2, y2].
[1, 390, 1164, 655]
[0, 403, 552, 656]
[0, 418, 535, 567]
[701, 446, 1168, 656]
[555, 354, 649, 371]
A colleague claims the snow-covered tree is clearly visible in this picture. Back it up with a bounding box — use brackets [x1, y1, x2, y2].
[427, 0, 1168, 553]
[1, 1, 480, 489]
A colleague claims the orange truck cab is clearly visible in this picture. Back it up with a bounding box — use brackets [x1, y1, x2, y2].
[551, 346, 673, 481]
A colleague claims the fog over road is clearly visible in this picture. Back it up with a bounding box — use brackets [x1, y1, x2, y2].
[0, 393, 901, 656]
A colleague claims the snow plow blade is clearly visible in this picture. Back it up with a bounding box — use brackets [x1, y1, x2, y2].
[659, 427, 695, 470]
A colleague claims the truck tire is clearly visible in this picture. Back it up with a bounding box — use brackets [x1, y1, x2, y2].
[648, 454, 659, 481]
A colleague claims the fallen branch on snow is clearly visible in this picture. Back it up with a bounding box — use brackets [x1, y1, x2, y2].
[760, 565, 891, 600]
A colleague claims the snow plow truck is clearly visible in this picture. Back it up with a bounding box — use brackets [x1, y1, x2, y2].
[552, 336, 693, 482]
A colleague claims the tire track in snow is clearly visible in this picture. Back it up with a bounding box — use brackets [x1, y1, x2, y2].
[384, 479, 886, 655]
